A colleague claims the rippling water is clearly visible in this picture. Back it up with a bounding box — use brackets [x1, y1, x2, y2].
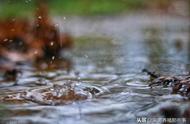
[0, 13, 190, 124]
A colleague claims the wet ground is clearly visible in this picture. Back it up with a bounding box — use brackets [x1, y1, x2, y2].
[0, 13, 190, 124]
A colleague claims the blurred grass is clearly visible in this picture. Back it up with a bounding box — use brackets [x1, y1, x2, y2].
[0, 0, 145, 18]
[49, 0, 145, 15]
[0, 0, 35, 18]
[0, 104, 6, 118]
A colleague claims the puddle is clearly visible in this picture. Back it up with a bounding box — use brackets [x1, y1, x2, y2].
[0, 13, 190, 124]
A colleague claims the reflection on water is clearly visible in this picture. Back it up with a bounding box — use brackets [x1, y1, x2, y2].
[0, 14, 190, 124]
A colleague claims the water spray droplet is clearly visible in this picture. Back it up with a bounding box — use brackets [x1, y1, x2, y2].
[38, 16, 42, 19]
[50, 42, 54, 46]
[84, 55, 88, 58]
[55, 24, 59, 27]
[11, 29, 15, 32]
[3, 38, 8, 42]
[52, 56, 55, 60]
[34, 50, 38, 55]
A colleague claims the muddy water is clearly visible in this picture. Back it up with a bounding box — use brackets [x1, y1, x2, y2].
[0, 13, 190, 124]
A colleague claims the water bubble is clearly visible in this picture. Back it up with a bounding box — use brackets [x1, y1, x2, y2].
[63, 17, 66, 20]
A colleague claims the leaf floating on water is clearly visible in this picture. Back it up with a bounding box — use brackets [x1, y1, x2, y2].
[143, 69, 190, 99]
[0, 82, 102, 105]
[0, 93, 28, 104]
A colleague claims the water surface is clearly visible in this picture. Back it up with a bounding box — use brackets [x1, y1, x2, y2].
[0, 13, 190, 124]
